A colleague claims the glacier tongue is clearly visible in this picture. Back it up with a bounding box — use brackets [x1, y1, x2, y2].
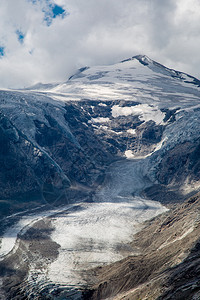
[27, 159, 167, 291]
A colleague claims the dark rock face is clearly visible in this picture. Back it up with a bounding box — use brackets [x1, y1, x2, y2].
[136, 120, 163, 143]
[157, 140, 200, 185]
[0, 97, 120, 216]
[63, 103, 113, 178]
[0, 114, 39, 199]
[0, 113, 70, 216]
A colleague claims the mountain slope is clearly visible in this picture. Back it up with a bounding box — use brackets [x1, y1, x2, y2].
[84, 192, 200, 300]
[30, 54, 200, 198]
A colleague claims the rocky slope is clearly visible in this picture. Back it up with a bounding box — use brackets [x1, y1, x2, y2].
[0, 92, 114, 217]
[84, 192, 200, 300]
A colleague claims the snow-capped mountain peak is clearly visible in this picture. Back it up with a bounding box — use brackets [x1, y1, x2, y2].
[123, 54, 153, 65]
[44, 55, 200, 112]
[132, 54, 200, 87]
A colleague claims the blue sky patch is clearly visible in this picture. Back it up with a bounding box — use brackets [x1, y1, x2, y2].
[16, 30, 25, 44]
[52, 4, 65, 18]
[0, 47, 5, 57]
[44, 3, 66, 26]
[29, 0, 66, 26]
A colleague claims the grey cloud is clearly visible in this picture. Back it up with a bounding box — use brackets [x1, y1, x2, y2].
[0, 0, 200, 88]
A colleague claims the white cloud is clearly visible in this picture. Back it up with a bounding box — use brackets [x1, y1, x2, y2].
[0, 0, 200, 88]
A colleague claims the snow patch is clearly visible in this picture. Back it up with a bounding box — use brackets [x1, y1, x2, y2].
[152, 137, 168, 153]
[90, 117, 110, 123]
[125, 150, 152, 160]
[127, 129, 136, 135]
[112, 104, 165, 125]
[125, 150, 135, 159]
[98, 103, 107, 106]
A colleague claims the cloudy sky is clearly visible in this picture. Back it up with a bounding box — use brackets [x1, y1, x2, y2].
[0, 0, 200, 88]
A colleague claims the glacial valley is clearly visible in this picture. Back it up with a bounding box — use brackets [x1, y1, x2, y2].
[0, 55, 200, 299]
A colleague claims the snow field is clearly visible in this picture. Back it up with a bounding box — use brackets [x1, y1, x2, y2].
[111, 104, 165, 125]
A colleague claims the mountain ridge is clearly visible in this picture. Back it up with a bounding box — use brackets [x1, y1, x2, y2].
[25, 54, 200, 92]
